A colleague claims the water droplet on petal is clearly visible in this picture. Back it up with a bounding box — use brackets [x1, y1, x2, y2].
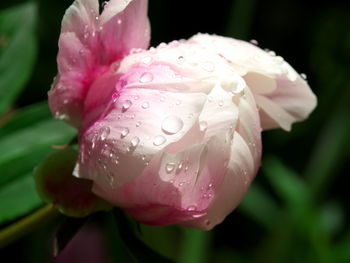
[201, 61, 215, 72]
[102, 1, 109, 8]
[112, 93, 119, 102]
[218, 100, 224, 107]
[158, 42, 167, 48]
[178, 160, 183, 170]
[117, 19, 122, 25]
[161, 116, 184, 135]
[121, 128, 129, 138]
[301, 73, 307, 80]
[139, 72, 153, 83]
[141, 102, 150, 109]
[142, 56, 153, 65]
[275, 56, 284, 63]
[175, 100, 181, 105]
[153, 135, 166, 146]
[100, 127, 110, 141]
[187, 205, 197, 211]
[199, 121, 208, 131]
[122, 100, 132, 111]
[177, 56, 185, 64]
[165, 162, 175, 173]
[250, 39, 258, 45]
[131, 136, 140, 147]
[136, 121, 141, 127]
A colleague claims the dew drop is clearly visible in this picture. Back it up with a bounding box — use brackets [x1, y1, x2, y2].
[187, 205, 197, 211]
[218, 100, 224, 107]
[177, 56, 185, 64]
[136, 121, 141, 127]
[112, 93, 119, 102]
[121, 128, 129, 138]
[153, 135, 166, 146]
[141, 101, 150, 109]
[122, 100, 132, 111]
[199, 121, 208, 132]
[275, 56, 284, 63]
[106, 173, 114, 187]
[165, 162, 175, 173]
[161, 116, 184, 135]
[142, 56, 153, 65]
[102, 1, 108, 8]
[100, 127, 110, 141]
[139, 72, 153, 83]
[175, 100, 181, 105]
[117, 19, 122, 25]
[131, 136, 140, 147]
[301, 73, 307, 80]
[158, 42, 167, 48]
[133, 95, 139, 100]
[201, 61, 215, 72]
[250, 39, 258, 45]
[178, 160, 183, 170]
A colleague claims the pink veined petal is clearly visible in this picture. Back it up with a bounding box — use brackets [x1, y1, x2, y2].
[99, 0, 150, 64]
[49, 0, 150, 128]
[76, 86, 207, 187]
[91, 143, 209, 225]
[190, 33, 317, 131]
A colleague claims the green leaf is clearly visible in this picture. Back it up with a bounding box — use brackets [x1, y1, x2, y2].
[0, 2, 38, 113]
[239, 183, 280, 229]
[0, 102, 51, 138]
[262, 156, 311, 213]
[0, 173, 42, 225]
[0, 119, 76, 187]
[179, 228, 211, 263]
[34, 147, 112, 217]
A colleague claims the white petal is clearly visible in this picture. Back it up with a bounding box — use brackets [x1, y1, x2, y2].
[78, 87, 207, 187]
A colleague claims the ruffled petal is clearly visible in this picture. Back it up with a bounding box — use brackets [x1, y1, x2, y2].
[99, 0, 150, 63]
[49, 0, 150, 128]
[190, 33, 317, 131]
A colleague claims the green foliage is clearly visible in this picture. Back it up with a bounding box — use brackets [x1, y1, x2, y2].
[0, 2, 38, 114]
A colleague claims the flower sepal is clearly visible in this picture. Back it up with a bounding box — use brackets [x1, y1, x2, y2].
[34, 147, 112, 218]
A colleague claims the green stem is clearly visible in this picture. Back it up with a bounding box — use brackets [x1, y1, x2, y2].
[0, 204, 59, 248]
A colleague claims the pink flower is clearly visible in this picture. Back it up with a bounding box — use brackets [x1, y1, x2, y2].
[48, 0, 316, 229]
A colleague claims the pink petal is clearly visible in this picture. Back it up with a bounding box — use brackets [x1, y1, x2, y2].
[77, 86, 207, 187]
[99, 0, 150, 63]
[49, 0, 150, 128]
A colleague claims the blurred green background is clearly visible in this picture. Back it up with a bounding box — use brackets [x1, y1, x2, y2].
[0, 0, 349, 262]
